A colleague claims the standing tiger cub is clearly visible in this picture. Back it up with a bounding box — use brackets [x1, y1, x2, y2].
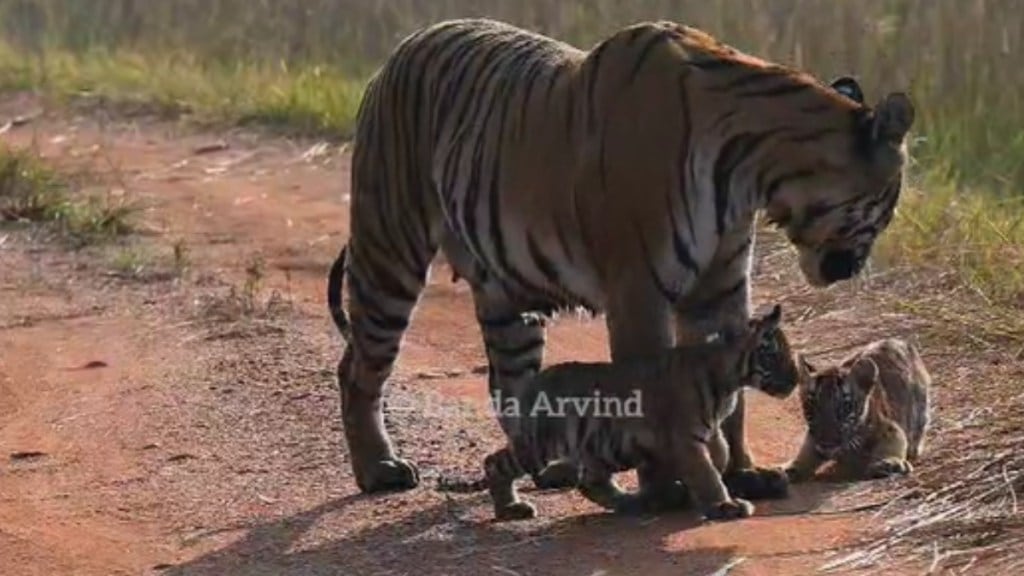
[485, 304, 800, 522]
[785, 338, 930, 482]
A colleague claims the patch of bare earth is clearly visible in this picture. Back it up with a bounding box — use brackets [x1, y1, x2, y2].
[1, 95, 1007, 575]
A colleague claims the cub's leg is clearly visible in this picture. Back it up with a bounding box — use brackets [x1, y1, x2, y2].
[784, 434, 828, 483]
[674, 438, 753, 521]
[576, 459, 630, 511]
[612, 460, 693, 516]
[484, 448, 537, 521]
[610, 430, 727, 515]
[864, 422, 913, 479]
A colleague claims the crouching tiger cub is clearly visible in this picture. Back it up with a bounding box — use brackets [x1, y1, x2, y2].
[786, 338, 930, 482]
[484, 304, 800, 522]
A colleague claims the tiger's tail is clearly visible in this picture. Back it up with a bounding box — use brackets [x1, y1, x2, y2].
[326, 243, 353, 345]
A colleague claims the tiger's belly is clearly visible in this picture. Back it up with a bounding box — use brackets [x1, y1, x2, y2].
[436, 179, 606, 313]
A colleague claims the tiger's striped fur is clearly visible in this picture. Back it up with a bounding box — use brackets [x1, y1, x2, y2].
[484, 304, 799, 521]
[786, 338, 931, 481]
[327, 18, 915, 495]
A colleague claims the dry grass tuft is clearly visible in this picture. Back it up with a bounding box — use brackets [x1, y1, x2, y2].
[822, 403, 1024, 573]
[194, 255, 294, 335]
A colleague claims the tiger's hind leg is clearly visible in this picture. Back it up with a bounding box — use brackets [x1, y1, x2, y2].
[464, 274, 577, 491]
[338, 239, 437, 493]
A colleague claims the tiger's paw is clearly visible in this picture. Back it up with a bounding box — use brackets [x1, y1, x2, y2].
[867, 458, 913, 479]
[495, 501, 537, 522]
[531, 461, 579, 491]
[783, 464, 812, 484]
[724, 467, 790, 500]
[355, 458, 420, 494]
[702, 498, 754, 522]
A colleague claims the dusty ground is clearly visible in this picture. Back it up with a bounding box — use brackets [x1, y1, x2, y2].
[0, 96, 980, 575]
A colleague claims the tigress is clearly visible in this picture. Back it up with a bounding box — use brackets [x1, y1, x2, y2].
[483, 304, 799, 521]
[785, 338, 931, 481]
[326, 17, 915, 499]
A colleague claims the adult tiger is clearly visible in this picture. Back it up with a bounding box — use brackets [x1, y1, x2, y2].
[327, 18, 914, 496]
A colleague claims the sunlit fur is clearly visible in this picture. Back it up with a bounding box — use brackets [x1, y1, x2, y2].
[483, 305, 800, 521]
[786, 338, 931, 481]
[325, 18, 915, 494]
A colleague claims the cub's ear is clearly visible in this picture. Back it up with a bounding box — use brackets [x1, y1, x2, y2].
[798, 355, 816, 376]
[872, 92, 915, 144]
[750, 303, 783, 331]
[830, 76, 864, 104]
[850, 357, 880, 390]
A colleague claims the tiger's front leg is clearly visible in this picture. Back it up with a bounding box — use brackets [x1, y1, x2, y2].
[676, 233, 789, 502]
[604, 279, 691, 509]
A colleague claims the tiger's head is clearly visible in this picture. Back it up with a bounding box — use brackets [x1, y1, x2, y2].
[797, 355, 880, 457]
[763, 76, 915, 287]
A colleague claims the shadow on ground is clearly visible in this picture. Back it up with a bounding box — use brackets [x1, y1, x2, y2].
[162, 478, 849, 576]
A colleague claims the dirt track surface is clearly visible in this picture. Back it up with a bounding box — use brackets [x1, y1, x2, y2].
[1, 99, 934, 575]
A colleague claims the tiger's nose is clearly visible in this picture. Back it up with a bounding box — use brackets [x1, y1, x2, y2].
[820, 249, 861, 283]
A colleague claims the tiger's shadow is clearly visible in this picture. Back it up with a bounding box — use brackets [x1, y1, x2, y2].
[160, 479, 848, 576]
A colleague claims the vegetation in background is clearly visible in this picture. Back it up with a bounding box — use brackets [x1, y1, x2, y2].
[0, 146, 137, 244]
[0, 0, 1021, 304]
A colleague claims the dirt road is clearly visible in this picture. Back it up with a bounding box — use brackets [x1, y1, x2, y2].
[1, 100, 926, 575]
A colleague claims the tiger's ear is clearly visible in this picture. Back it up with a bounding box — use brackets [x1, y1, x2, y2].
[830, 76, 864, 104]
[872, 92, 915, 144]
[849, 357, 880, 390]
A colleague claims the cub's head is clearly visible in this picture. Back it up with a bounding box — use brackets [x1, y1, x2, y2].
[721, 304, 800, 398]
[797, 355, 880, 456]
[746, 304, 801, 398]
[764, 76, 915, 287]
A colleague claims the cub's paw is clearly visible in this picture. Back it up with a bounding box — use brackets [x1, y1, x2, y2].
[702, 498, 754, 522]
[867, 458, 913, 479]
[531, 461, 579, 490]
[724, 467, 790, 500]
[495, 501, 538, 522]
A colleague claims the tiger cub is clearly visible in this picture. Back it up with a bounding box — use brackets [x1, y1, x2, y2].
[484, 304, 800, 522]
[785, 338, 930, 482]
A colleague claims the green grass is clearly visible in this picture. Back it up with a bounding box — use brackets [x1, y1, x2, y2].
[878, 176, 1024, 307]
[1, 146, 138, 244]
[106, 239, 190, 281]
[1, 0, 1023, 306]
[0, 145, 66, 221]
[0, 42, 367, 137]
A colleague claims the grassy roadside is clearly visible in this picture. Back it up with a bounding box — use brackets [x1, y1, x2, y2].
[0, 2, 1021, 312]
[0, 41, 367, 137]
[0, 145, 136, 244]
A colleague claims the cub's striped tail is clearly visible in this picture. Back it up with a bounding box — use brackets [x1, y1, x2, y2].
[435, 474, 489, 493]
[326, 243, 353, 344]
